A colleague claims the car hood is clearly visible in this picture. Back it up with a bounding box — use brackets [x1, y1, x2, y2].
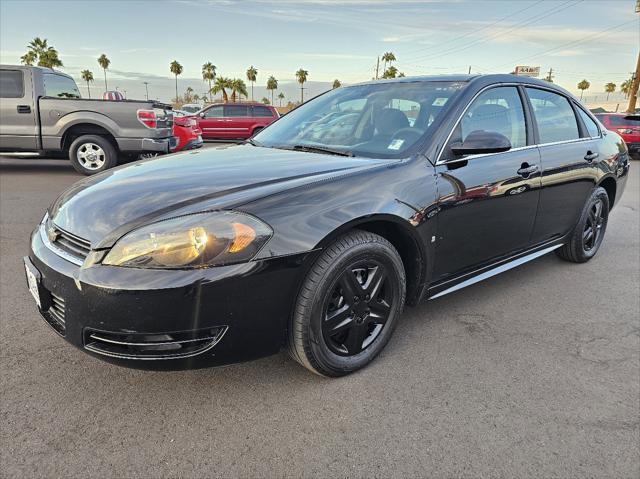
[50, 145, 393, 248]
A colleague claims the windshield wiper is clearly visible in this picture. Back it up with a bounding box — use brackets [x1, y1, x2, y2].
[284, 144, 355, 157]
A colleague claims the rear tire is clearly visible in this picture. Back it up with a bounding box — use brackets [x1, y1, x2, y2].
[288, 230, 406, 377]
[69, 135, 118, 175]
[556, 186, 609, 263]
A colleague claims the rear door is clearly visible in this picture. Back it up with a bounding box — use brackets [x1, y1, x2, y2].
[252, 105, 277, 132]
[525, 87, 600, 244]
[0, 68, 38, 150]
[198, 105, 224, 139]
[433, 85, 541, 279]
[223, 104, 252, 139]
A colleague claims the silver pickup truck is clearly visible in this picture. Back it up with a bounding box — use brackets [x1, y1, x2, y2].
[0, 65, 174, 175]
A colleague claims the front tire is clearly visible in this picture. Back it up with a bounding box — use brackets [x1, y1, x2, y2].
[288, 230, 406, 377]
[556, 186, 609, 263]
[69, 135, 118, 175]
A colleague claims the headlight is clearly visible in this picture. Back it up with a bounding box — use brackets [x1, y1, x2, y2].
[102, 211, 272, 269]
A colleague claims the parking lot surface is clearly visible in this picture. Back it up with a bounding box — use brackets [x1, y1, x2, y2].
[1, 151, 638, 478]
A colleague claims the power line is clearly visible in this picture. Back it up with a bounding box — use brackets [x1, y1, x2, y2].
[400, 0, 582, 64]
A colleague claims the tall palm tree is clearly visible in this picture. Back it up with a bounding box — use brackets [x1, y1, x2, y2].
[202, 62, 216, 99]
[230, 79, 248, 102]
[81, 70, 94, 98]
[277, 91, 285, 106]
[381, 52, 396, 71]
[185, 86, 194, 103]
[211, 77, 232, 102]
[98, 54, 110, 91]
[577, 79, 590, 101]
[38, 47, 63, 68]
[170, 60, 183, 102]
[20, 51, 36, 66]
[620, 79, 632, 99]
[605, 82, 616, 101]
[266, 76, 278, 105]
[382, 66, 398, 79]
[246, 66, 258, 101]
[295, 68, 308, 103]
[332, 79, 341, 89]
[27, 37, 48, 59]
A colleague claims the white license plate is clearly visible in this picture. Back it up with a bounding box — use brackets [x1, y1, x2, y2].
[25, 262, 41, 308]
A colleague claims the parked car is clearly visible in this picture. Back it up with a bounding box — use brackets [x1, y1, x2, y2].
[171, 110, 202, 153]
[594, 113, 639, 159]
[25, 74, 630, 376]
[197, 102, 279, 140]
[181, 103, 203, 114]
[0, 65, 174, 175]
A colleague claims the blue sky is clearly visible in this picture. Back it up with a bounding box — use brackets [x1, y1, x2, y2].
[0, 0, 637, 104]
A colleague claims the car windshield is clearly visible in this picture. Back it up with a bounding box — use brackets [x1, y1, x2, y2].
[253, 80, 467, 159]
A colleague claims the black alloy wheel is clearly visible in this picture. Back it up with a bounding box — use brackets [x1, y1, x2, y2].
[582, 198, 605, 252]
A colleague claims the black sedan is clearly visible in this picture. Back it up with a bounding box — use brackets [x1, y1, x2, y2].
[25, 74, 630, 376]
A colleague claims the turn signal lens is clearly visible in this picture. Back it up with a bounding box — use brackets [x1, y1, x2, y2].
[102, 212, 271, 269]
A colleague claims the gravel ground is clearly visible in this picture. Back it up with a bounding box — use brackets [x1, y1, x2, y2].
[1, 151, 638, 478]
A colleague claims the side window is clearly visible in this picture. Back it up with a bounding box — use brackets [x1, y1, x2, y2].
[203, 105, 223, 118]
[253, 106, 273, 117]
[526, 88, 579, 143]
[224, 105, 249, 117]
[43, 74, 80, 98]
[576, 108, 600, 138]
[0, 70, 24, 98]
[460, 86, 526, 148]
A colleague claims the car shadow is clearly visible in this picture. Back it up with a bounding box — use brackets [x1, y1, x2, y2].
[0, 158, 75, 174]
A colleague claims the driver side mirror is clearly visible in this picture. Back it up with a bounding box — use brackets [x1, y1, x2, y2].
[199, 112, 205, 118]
[450, 130, 511, 156]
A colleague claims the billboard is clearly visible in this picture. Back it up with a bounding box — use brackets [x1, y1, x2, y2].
[514, 66, 541, 77]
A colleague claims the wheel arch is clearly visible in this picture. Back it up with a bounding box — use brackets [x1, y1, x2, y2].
[62, 123, 119, 152]
[314, 214, 427, 305]
[597, 175, 617, 210]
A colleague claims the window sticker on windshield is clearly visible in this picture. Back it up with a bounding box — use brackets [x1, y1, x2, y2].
[388, 139, 405, 150]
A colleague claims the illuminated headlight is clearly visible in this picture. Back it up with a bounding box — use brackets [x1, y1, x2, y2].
[102, 211, 272, 269]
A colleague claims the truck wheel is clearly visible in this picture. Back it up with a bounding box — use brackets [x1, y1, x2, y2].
[69, 135, 118, 175]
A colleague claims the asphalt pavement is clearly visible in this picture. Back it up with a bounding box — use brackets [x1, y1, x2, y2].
[1, 151, 638, 478]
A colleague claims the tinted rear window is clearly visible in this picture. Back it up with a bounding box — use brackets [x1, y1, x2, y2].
[526, 87, 579, 143]
[0, 70, 24, 98]
[43, 74, 80, 98]
[253, 106, 273, 117]
[224, 105, 249, 117]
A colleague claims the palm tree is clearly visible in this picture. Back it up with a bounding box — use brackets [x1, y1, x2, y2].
[98, 54, 110, 91]
[295, 68, 308, 103]
[202, 62, 216, 99]
[277, 92, 285, 106]
[27, 37, 48, 59]
[261, 97, 270, 105]
[230, 78, 248, 102]
[211, 77, 232, 102]
[185, 86, 194, 103]
[332, 79, 341, 89]
[621, 79, 632, 99]
[266, 75, 278, 105]
[20, 51, 36, 66]
[381, 51, 396, 71]
[193, 94, 200, 103]
[605, 82, 616, 101]
[577, 79, 590, 101]
[38, 47, 63, 68]
[170, 60, 183, 102]
[81, 70, 94, 98]
[246, 66, 258, 101]
[382, 66, 398, 79]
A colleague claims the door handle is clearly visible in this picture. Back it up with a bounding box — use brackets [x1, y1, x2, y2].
[17, 105, 31, 114]
[584, 151, 599, 162]
[517, 163, 539, 178]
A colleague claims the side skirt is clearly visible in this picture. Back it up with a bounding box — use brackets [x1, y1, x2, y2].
[427, 241, 563, 300]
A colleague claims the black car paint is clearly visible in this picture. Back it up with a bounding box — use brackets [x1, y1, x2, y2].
[28, 74, 630, 370]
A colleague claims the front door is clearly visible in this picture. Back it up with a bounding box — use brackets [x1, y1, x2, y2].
[0, 68, 37, 150]
[433, 86, 541, 280]
[198, 105, 224, 139]
[223, 104, 253, 139]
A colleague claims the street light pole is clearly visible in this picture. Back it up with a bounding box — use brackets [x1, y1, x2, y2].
[627, 51, 639, 113]
[143, 82, 149, 101]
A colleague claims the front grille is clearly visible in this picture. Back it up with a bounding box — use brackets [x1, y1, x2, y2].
[83, 326, 228, 360]
[44, 292, 66, 335]
[53, 227, 91, 259]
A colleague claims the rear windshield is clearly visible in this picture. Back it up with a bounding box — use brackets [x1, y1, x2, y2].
[597, 114, 640, 127]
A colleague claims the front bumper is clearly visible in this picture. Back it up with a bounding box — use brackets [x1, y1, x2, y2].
[27, 223, 308, 370]
[116, 137, 173, 154]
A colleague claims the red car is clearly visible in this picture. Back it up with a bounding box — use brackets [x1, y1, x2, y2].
[171, 110, 203, 152]
[595, 113, 640, 159]
[197, 103, 279, 140]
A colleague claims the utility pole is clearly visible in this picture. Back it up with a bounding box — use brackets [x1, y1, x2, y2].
[544, 68, 554, 83]
[143, 82, 149, 100]
[468, 65, 471, 74]
[375, 56, 380, 80]
[627, 51, 639, 113]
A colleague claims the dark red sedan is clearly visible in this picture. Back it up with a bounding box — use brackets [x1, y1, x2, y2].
[197, 103, 279, 140]
[595, 113, 639, 159]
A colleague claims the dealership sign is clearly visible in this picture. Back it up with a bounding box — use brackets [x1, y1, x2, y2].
[514, 66, 540, 77]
